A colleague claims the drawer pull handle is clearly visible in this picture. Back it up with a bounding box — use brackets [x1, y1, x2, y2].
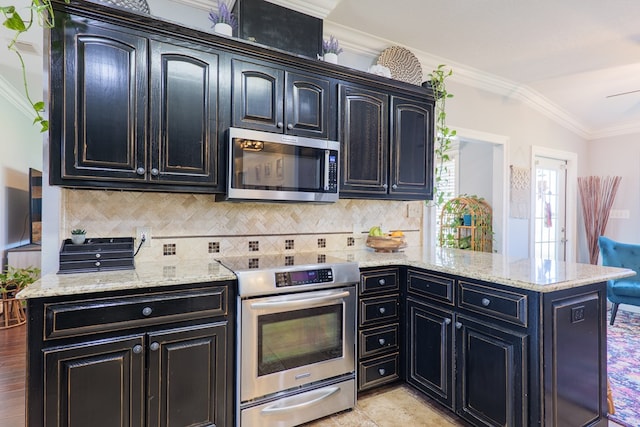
[136, 167, 145, 175]
[378, 307, 386, 314]
[378, 368, 386, 376]
[150, 342, 160, 351]
[481, 298, 491, 307]
[94, 261, 101, 267]
[444, 318, 452, 325]
[378, 338, 386, 346]
[95, 253, 101, 259]
[133, 345, 143, 354]
[455, 321, 463, 329]
[150, 168, 159, 176]
[287, 123, 294, 130]
[378, 278, 386, 286]
[277, 122, 283, 128]
[142, 307, 153, 316]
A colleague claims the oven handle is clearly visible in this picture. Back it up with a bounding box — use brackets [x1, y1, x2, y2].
[250, 290, 351, 309]
[260, 386, 340, 414]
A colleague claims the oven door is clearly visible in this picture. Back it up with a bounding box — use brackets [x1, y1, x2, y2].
[240, 286, 356, 402]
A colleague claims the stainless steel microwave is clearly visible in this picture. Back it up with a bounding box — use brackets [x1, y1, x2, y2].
[223, 128, 339, 203]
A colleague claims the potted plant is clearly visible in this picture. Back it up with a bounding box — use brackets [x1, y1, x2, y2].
[322, 35, 343, 64]
[71, 228, 86, 245]
[0, 265, 40, 328]
[208, 0, 237, 37]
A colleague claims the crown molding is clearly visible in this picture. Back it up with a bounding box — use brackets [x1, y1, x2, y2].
[0, 75, 36, 120]
[266, 0, 339, 18]
[323, 21, 594, 140]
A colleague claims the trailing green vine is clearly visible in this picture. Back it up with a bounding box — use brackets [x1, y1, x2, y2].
[427, 64, 456, 207]
[1, 0, 66, 132]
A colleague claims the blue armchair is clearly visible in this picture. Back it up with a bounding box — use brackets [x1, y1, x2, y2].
[598, 236, 640, 325]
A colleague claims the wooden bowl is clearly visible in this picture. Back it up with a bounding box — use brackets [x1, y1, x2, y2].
[366, 236, 407, 252]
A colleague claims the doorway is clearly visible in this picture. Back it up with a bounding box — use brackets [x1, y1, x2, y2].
[531, 147, 577, 262]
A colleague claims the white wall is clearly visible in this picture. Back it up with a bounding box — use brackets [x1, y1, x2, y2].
[0, 79, 43, 268]
[586, 133, 640, 245]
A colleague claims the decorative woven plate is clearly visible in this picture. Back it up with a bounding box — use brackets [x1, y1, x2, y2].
[377, 46, 423, 85]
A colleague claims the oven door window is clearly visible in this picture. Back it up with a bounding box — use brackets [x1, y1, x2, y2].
[232, 138, 328, 192]
[258, 305, 343, 376]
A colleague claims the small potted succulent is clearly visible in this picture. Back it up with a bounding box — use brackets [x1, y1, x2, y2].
[208, 0, 237, 37]
[322, 35, 343, 64]
[71, 228, 86, 245]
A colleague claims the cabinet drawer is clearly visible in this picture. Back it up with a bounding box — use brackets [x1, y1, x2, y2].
[359, 324, 399, 358]
[458, 281, 528, 327]
[44, 286, 228, 340]
[407, 270, 454, 304]
[358, 353, 399, 391]
[360, 269, 399, 295]
[359, 295, 399, 326]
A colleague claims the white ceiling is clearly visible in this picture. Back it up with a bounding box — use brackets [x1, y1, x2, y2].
[322, 0, 640, 140]
[2, 0, 640, 140]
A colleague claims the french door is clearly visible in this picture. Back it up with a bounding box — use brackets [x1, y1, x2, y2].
[533, 156, 567, 261]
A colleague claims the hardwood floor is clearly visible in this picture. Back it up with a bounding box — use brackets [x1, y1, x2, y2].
[0, 324, 26, 427]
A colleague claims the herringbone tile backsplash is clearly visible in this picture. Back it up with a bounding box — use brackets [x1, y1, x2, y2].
[61, 189, 423, 262]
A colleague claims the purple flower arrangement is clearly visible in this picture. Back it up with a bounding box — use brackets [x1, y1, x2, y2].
[322, 35, 343, 55]
[208, 0, 237, 30]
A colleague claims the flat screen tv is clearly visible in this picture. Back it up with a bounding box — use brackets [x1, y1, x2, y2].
[29, 168, 42, 245]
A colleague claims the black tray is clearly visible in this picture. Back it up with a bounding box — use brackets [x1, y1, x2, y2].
[59, 237, 134, 274]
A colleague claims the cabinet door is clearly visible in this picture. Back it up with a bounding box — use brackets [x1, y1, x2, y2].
[59, 20, 148, 182]
[150, 41, 220, 187]
[390, 96, 434, 200]
[285, 71, 331, 139]
[455, 315, 528, 427]
[147, 322, 228, 427]
[406, 298, 454, 409]
[232, 59, 284, 132]
[44, 335, 145, 427]
[338, 84, 389, 196]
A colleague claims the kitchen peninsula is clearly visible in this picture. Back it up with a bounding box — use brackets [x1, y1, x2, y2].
[18, 248, 633, 427]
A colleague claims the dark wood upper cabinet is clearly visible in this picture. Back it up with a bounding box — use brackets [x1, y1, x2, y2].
[390, 96, 434, 199]
[339, 84, 434, 200]
[339, 84, 389, 196]
[232, 59, 332, 139]
[50, 12, 223, 192]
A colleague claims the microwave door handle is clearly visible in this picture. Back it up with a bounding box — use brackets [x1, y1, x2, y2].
[323, 150, 330, 191]
[260, 386, 340, 414]
[250, 290, 350, 309]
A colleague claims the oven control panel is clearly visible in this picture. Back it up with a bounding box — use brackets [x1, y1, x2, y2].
[275, 268, 333, 287]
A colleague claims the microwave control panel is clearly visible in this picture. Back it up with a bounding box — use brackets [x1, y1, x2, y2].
[275, 268, 334, 287]
[327, 151, 338, 192]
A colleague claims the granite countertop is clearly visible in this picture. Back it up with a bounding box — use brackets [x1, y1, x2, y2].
[18, 246, 635, 299]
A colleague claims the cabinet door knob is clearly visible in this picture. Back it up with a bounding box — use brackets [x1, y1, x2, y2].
[378, 278, 386, 286]
[481, 298, 491, 307]
[378, 368, 386, 376]
[444, 318, 452, 325]
[378, 307, 386, 314]
[382, 184, 388, 189]
[455, 321, 463, 329]
[392, 184, 398, 189]
[94, 261, 101, 267]
[277, 122, 283, 128]
[378, 338, 386, 346]
[149, 342, 160, 351]
[142, 306, 153, 316]
[136, 167, 145, 175]
[133, 344, 143, 354]
[150, 168, 159, 176]
[287, 123, 293, 130]
[95, 253, 101, 258]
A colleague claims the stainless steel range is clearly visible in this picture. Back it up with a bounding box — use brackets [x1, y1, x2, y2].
[217, 253, 359, 427]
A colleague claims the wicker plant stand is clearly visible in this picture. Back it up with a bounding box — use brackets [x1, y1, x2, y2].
[439, 195, 493, 252]
[1, 289, 26, 329]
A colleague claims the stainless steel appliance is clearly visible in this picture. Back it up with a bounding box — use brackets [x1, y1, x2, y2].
[218, 253, 359, 427]
[222, 127, 339, 203]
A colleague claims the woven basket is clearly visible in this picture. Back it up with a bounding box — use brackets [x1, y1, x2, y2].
[95, 0, 150, 13]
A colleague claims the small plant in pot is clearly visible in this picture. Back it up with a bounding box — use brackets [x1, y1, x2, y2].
[322, 35, 343, 64]
[208, 0, 237, 37]
[71, 228, 86, 245]
[0, 265, 40, 328]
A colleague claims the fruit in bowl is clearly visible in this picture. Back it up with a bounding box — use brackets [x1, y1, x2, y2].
[366, 227, 407, 252]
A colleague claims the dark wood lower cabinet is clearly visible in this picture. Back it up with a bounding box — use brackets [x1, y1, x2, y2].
[27, 282, 234, 427]
[44, 335, 145, 427]
[405, 268, 608, 427]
